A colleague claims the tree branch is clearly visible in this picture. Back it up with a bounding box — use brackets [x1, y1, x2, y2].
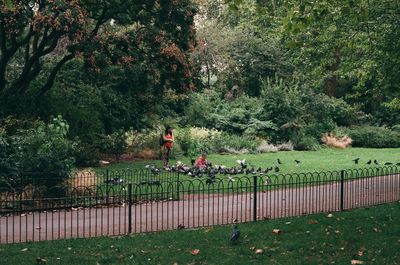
[38, 53, 75, 96]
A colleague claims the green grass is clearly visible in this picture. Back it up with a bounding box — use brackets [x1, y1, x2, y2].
[98, 147, 400, 175]
[2, 202, 400, 265]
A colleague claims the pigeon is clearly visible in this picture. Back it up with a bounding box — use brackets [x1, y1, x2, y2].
[294, 160, 301, 164]
[384, 162, 393, 165]
[191, 159, 195, 166]
[352, 158, 360, 164]
[236, 159, 247, 169]
[396, 162, 400, 166]
[230, 225, 240, 244]
[374, 160, 379, 165]
[277, 158, 282, 164]
[367, 160, 372, 165]
[274, 166, 280, 173]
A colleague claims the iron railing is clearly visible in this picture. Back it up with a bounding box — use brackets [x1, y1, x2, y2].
[0, 166, 399, 243]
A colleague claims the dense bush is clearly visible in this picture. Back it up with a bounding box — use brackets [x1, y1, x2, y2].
[346, 126, 400, 148]
[0, 116, 76, 196]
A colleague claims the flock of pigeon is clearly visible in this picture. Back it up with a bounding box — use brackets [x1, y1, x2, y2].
[103, 158, 399, 186]
[142, 158, 300, 185]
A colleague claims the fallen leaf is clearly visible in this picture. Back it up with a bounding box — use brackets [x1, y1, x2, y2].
[308, 219, 318, 225]
[285, 222, 291, 225]
[173, 263, 178, 265]
[358, 250, 364, 257]
[21, 248, 29, 252]
[327, 213, 334, 218]
[305, 231, 311, 234]
[67, 247, 72, 251]
[191, 249, 200, 255]
[351, 260, 364, 265]
[272, 229, 282, 234]
[373, 228, 379, 232]
[250, 246, 256, 250]
[255, 249, 264, 254]
[36, 257, 47, 263]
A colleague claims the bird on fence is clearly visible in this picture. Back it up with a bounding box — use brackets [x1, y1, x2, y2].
[277, 158, 282, 164]
[294, 160, 301, 165]
[230, 225, 240, 244]
[236, 159, 247, 169]
[374, 160, 379, 165]
[352, 158, 360, 164]
[367, 160, 372, 165]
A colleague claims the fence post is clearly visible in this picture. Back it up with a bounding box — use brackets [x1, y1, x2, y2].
[253, 175, 258, 222]
[128, 183, 132, 234]
[340, 170, 345, 211]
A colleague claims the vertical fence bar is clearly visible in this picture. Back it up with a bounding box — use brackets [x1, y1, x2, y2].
[105, 169, 110, 205]
[128, 183, 132, 234]
[176, 172, 180, 201]
[253, 175, 257, 222]
[340, 170, 345, 211]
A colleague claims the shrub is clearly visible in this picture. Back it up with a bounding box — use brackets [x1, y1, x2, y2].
[256, 141, 278, 153]
[212, 134, 261, 154]
[346, 126, 400, 148]
[0, 116, 76, 196]
[291, 130, 321, 151]
[321, 133, 352, 149]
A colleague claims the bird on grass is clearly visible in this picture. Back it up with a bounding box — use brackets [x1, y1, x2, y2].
[396, 162, 400, 166]
[352, 158, 360, 164]
[236, 159, 247, 169]
[274, 166, 280, 173]
[230, 225, 240, 244]
[384, 162, 393, 165]
[367, 160, 372, 165]
[191, 159, 195, 166]
[294, 160, 301, 164]
[277, 158, 282, 165]
[374, 160, 379, 165]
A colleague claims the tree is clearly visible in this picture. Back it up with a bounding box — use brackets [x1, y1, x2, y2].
[0, 0, 197, 115]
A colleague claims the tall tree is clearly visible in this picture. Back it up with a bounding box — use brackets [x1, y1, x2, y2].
[0, 0, 197, 115]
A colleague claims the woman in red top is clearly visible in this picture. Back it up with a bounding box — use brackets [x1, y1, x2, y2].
[162, 126, 174, 167]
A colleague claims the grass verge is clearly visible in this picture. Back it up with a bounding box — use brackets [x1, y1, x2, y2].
[2, 202, 400, 265]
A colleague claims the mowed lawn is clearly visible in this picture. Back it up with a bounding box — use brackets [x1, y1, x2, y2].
[99, 148, 400, 175]
[2, 202, 399, 265]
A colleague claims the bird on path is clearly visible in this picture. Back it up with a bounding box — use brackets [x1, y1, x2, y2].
[230, 225, 240, 244]
[352, 158, 360, 164]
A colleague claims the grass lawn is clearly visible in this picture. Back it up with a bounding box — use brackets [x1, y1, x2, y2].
[2, 202, 399, 265]
[99, 147, 400, 175]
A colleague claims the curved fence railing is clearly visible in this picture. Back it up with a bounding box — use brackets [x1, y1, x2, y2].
[0, 166, 399, 243]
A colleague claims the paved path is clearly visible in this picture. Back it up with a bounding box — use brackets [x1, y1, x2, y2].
[1, 174, 399, 243]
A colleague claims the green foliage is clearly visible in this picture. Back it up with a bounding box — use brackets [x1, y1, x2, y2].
[0, 116, 76, 196]
[185, 90, 276, 137]
[96, 130, 128, 160]
[346, 126, 400, 148]
[211, 133, 261, 154]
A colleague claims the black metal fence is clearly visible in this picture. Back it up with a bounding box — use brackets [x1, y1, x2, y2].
[0, 166, 399, 244]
